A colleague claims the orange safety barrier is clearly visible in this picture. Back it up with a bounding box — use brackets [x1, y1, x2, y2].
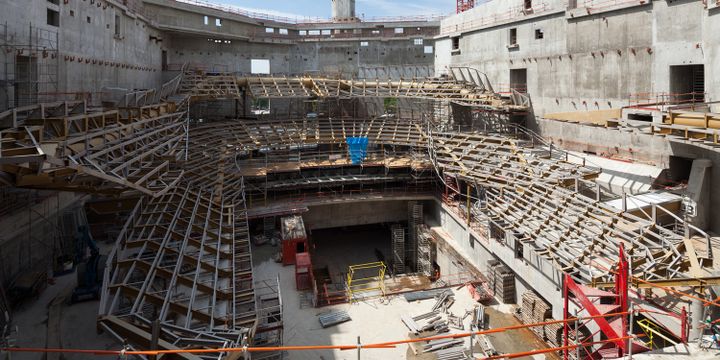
[0, 311, 636, 356]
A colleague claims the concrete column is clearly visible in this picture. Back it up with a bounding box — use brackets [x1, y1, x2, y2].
[331, 0, 356, 20]
[686, 159, 712, 230]
[689, 291, 705, 341]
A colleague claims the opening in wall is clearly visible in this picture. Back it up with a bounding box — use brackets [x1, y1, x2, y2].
[115, 14, 121, 36]
[535, 29, 544, 39]
[670, 64, 705, 104]
[653, 156, 694, 188]
[15, 55, 38, 107]
[509, 68, 527, 93]
[251, 59, 270, 74]
[47, 9, 59, 27]
[451, 36, 460, 54]
[508, 28, 518, 47]
[161, 50, 168, 71]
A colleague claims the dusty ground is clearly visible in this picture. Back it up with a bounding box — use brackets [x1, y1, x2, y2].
[6, 241, 118, 360]
[7, 270, 119, 360]
[252, 240, 550, 360]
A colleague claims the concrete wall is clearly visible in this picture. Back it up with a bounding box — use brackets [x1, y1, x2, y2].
[424, 199, 564, 319]
[143, 0, 437, 76]
[436, 0, 719, 117]
[302, 199, 410, 230]
[0, 191, 85, 286]
[0, 0, 162, 110]
[536, 118, 720, 232]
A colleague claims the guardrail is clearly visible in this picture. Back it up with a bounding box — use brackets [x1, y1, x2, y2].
[172, 0, 445, 25]
[441, 2, 550, 35]
[115, 63, 187, 107]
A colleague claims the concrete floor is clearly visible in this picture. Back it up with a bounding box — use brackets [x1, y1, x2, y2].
[7, 269, 118, 360]
[252, 239, 549, 360]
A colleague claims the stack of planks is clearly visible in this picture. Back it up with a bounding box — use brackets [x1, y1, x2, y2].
[487, 259, 515, 303]
[521, 290, 552, 340]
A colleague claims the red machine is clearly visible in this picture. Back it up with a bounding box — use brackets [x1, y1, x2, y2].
[457, 0, 475, 13]
[280, 215, 308, 266]
[295, 252, 313, 290]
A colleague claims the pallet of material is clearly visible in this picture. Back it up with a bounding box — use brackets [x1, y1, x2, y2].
[318, 310, 351, 328]
[486, 260, 515, 304]
[521, 290, 552, 339]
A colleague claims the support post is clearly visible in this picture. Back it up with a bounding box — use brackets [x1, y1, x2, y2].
[466, 183, 471, 224]
[149, 319, 160, 360]
[575, 311, 580, 360]
[470, 306, 477, 358]
[628, 302, 635, 360]
[185, 100, 190, 162]
[681, 306, 688, 344]
[563, 274, 569, 360]
[357, 336, 361, 360]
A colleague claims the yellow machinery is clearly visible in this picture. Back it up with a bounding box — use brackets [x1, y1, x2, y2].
[346, 262, 387, 302]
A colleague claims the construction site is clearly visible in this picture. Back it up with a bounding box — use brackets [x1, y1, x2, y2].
[0, 0, 719, 359]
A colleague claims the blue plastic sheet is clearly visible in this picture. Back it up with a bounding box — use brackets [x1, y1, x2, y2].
[346, 137, 369, 165]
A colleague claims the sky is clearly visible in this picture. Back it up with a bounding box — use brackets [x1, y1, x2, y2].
[211, 0, 458, 19]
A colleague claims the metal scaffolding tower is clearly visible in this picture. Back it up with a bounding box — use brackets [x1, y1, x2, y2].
[407, 201, 423, 272]
[417, 225, 434, 277]
[391, 224, 405, 274]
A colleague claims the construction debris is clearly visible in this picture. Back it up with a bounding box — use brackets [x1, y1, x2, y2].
[432, 290, 455, 312]
[423, 339, 464, 353]
[436, 346, 471, 360]
[477, 334, 499, 356]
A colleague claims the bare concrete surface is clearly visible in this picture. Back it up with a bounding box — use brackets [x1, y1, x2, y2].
[633, 343, 720, 360]
[252, 242, 549, 360]
[8, 269, 116, 360]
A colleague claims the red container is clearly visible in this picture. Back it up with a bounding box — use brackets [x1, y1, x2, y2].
[295, 252, 313, 290]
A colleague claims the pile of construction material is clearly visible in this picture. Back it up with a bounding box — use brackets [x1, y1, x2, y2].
[401, 290, 455, 335]
[520, 291, 554, 342]
[401, 291, 478, 359]
[487, 260, 515, 303]
[423, 340, 470, 359]
[318, 310, 351, 328]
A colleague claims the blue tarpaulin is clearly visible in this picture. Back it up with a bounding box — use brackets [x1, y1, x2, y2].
[346, 137, 369, 165]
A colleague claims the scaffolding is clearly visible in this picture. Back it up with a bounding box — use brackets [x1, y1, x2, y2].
[253, 276, 284, 360]
[407, 201, 423, 272]
[417, 225, 434, 277]
[391, 224, 405, 274]
[0, 22, 59, 111]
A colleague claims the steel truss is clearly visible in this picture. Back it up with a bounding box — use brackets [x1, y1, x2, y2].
[99, 185, 254, 357]
[0, 102, 186, 195]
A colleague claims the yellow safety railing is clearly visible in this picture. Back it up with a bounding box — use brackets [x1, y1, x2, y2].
[637, 318, 678, 348]
[346, 262, 387, 302]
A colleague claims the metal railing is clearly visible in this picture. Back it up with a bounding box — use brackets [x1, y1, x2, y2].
[171, 0, 445, 25]
[440, 2, 550, 35]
